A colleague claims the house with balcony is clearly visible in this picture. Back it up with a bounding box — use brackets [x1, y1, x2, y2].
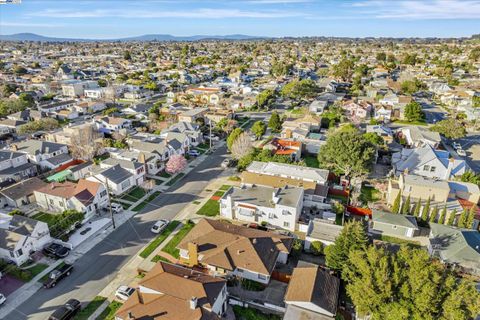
[220, 184, 303, 231]
[177, 219, 293, 284]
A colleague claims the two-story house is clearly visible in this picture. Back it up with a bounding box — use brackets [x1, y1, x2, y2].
[12, 140, 72, 170]
[177, 219, 293, 284]
[220, 184, 304, 231]
[0, 150, 38, 184]
[93, 116, 132, 135]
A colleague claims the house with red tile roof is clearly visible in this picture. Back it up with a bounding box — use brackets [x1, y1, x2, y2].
[264, 138, 302, 161]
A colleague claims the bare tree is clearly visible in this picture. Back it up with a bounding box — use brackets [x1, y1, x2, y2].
[231, 132, 253, 159]
[70, 125, 103, 160]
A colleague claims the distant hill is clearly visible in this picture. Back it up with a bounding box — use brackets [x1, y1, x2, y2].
[0, 33, 263, 42]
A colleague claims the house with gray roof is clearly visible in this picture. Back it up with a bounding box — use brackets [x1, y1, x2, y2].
[87, 164, 136, 196]
[428, 223, 480, 276]
[0, 150, 38, 184]
[220, 185, 304, 231]
[0, 215, 51, 265]
[399, 126, 441, 148]
[392, 144, 468, 180]
[0, 177, 47, 208]
[11, 140, 71, 170]
[305, 219, 344, 250]
[370, 210, 419, 238]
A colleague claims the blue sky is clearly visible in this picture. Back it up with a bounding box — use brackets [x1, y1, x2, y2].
[1, 0, 480, 38]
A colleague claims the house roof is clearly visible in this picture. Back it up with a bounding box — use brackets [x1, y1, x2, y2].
[225, 185, 303, 208]
[116, 262, 224, 320]
[429, 223, 480, 271]
[246, 161, 329, 184]
[0, 229, 24, 250]
[35, 179, 101, 206]
[285, 266, 340, 316]
[307, 219, 344, 243]
[9, 215, 41, 236]
[372, 210, 419, 230]
[178, 219, 293, 276]
[0, 177, 47, 201]
[14, 140, 67, 156]
[97, 164, 133, 183]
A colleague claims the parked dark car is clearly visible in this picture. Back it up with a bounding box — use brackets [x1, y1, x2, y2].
[43, 243, 70, 259]
[48, 299, 81, 320]
[44, 264, 73, 288]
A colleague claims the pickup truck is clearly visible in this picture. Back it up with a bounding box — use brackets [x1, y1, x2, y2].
[48, 299, 81, 320]
[44, 264, 73, 288]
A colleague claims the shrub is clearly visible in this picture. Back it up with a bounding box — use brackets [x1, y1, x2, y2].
[310, 241, 324, 256]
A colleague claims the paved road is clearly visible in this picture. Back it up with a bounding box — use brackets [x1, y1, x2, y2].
[7, 145, 229, 320]
[419, 101, 447, 124]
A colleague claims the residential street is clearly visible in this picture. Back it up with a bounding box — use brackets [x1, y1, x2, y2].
[5, 145, 229, 320]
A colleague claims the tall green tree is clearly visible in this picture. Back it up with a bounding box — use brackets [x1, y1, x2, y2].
[465, 206, 476, 229]
[413, 198, 422, 217]
[430, 206, 438, 223]
[431, 118, 466, 139]
[318, 127, 376, 178]
[457, 209, 469, 228]
[421, 197, 431, 221]
[404, 101, 425, 122]
[226, 128, 243, 151]
[324, 220, 368, 274]
[251, 121, 266, 139]
[256, 89, 276, 109]
[268, 111, 282, 132]
[447, 209, 457, 226]
[438, 206, 447, 224]
[392, 192, 401, 214]
[402, 195, 411, 214]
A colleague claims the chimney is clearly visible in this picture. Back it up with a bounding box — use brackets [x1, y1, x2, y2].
[138, 152, 146, 164]
[128, 312, 135, 319]
[188, 242, 198, 266]
[137, 290, 144, 304]
[189, 297, 198, 310]
[11, 144, 17, 151]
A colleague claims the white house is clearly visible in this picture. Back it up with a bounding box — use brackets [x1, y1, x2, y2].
[87, 164, 136, 196]
[34, 179, 108, 221]
[93, 116, 132, 135]
[220, 185, 304, 231]
[0, 150, 38, 184]
[0, 215, 51, 265]
[12, 140, 72, 170]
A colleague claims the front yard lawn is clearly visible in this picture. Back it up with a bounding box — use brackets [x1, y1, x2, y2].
[151, 255, 172, 263]
[219, 184, 232, 191]
[213, 190, 226, 197]
[132, 191, 161, 212]
[75, 296, 107, 320]
[166, 173, 185, 186]
[196, 199, 220, 217]
[139, 220, 180, 258]
[97, 300, 123, 320]
[162, 220, 195, 258]
[121, 187, 146, 202]
[157, 171, 171, 178]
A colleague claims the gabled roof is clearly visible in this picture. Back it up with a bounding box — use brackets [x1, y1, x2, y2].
[14, 140, 67, 155]
[372, 210, 419, 229]
[116, 262, 224, 320]
[285, 266, 340, 316]
[178, 219, 293, 276]
[9, 215, 42, 236]
[0, 177, 47, 200]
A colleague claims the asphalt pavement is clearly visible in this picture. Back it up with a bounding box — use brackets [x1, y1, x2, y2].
[6, 145, 229, 320]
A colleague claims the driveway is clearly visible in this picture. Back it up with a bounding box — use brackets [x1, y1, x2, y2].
[5, 145, 230, 320]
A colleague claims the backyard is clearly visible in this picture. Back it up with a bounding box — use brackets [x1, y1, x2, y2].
[161, 220, 195, 258]
[359, 185, 381, 205]
[233, 306, 280, 320]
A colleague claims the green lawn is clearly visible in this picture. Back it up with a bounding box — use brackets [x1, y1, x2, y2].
[219, 184, 232, 191]
[196, 142, 210, 150]
[196, 199, 220, 216]
[121, 187, 146, 202]
[157, 171, 172, 178]
[132, 191, 161, 212]
[151, 255, 172, 263]
[31, 212, 57, 226]
[304, 155, 319, 168]
[232, 306, 280, 320]
[379, 235, 421, 247]
[139, 220, 180, 258]
[392, 119, 428, 126]
[96, 301, 123, 320]
[75, 296, 107, 320]
[166, 173, 185, 186]
[162, 220, 195, 258]
[213, 190, 226, 197]
[359, 186, 381, 204]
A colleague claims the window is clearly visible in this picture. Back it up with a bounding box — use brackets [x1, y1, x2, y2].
[49, 199, 54, 205]
[16, 249, 23, 257]
[59, 201, 64, 207]
[237, 268, 244, 273]
[100, 190, 107, 198]
[423, 165, 430, 171]
[284, 222, 290, 227]
[430, 166, 436, 172]
[392, 225, 397, 229]
[258, 274, 267, 280]
[121, 180, 131, 190]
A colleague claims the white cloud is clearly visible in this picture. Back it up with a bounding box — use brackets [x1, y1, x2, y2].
[30, 8, 306, 19]
[352, 0, 480, 19]
[1, 21, 62, 28]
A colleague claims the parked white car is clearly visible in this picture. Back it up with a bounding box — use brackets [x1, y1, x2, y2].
[457, 149, 466, 157]
[115, 286, 135, 301]
[111, 203, 123, 213]
[221, 159, 231, 168]
[151, 219, 169, 234]
[452, 142, 461, 150]
[0, 293, 6, 305]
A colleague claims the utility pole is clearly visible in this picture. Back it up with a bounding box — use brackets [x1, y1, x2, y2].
[91, 175, 116, 229]
[209, 119, 212, 150]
